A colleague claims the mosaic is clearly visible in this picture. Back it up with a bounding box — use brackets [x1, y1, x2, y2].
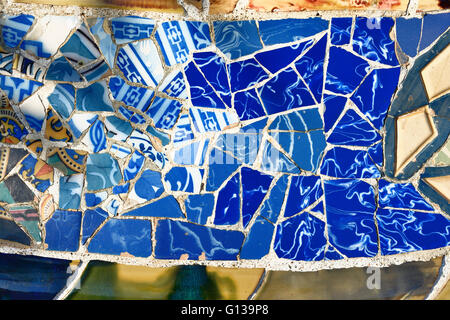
[0, 12, 448, 270]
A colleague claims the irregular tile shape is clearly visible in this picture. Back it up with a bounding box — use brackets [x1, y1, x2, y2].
[214, 172, 240, 226]
[260, 175, 289, 223]
[213, 21, 262, 59]
[108, 76, 154, 111]
[81, 207, 108, 244]
[18, 92, 46, 132]
[0, 174, 35, 203]
[228, 58, 269, 92]
[324, 179, 378, 258]
[76, 81, 114, 112]
[130, 169, 164, 202]
[155, 220, 244, 260]
[216, 133, 262, 165]
[240, 216, 274, 259]
[0, 217, 31, 246]
[233, 89, 266, 121]
[128, 130, 167, 169]
[104, 116, 133, 142]
[17, 154, 53, 192]
[60, 23, 101, 67]
[269, 107, 323, 131]
[59, 174, 83, 210]
[189, 107, 239, 133]
[88, 218, 152, 257]
[173, 114, 194, 144]
[368, 142, 384, 167]
[110, 16, 155, 44]
[206, 148, 241, 191]
[323, 94, 347, 133]
[8, 205, 40, 242]
[396, 17, 422, 58]
[420, 44, 450, 102]
[330, 17, 352, 46]
[261, 140, 301, 174]
[324, 245, 344, 260]
[90, 17, 117, 68]
[84, 191, 107, 207]
[185, 194, 215, 225]
[158, 70, 187, 99]
[284, 175, 323, 218]
[48, 84, 75, 120]
[86, 153, 122, 191]
[0, 75, 42, 104]
[45, 57, 83, 82]
[164, 167, 204, 193]
[81, 118, 107, 153]
[146, 96, 182, 130]
[173, 139, 209, 166]
[419, 13, 450, 52]
[379, 179, 435, 211]
[44, 209, 81, 252]
[274, 212, 326, 261]
[110, 144, 131, 159]
[0, 14, 34, 49]
[123, 196, 184, 218]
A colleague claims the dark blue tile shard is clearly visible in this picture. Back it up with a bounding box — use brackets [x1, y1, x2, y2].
[353, 17, 398, 66]
[228, 58, 269, 92]
[261, 140, 301, 174]
[260, 175, 289, 223]
[206, 148, 241, 191]
[269, 107, 323, 131]
[274, 212, 327, 261]
[323, 94, 347, 133]
[213, 20, 263, 59]
[309, 201, 324, 216]
[241, 167, 273, 228]
[110, 16, 155, 44]
[45, 210, 82, 252]
[254, 39, 314, 74]
[324, 179, 378, 258]
[184, 61, 227, 109]
[193, 52, 231, 107]
[46, 57, 83, 82]
[377, 208, 450, 255]
[325, 46, 370, 95]
[123, 195, 184, 218]
[285, 175, 323, 218]
[0, 217, 31, 246]
[240, 216, 274, 259]
[294, 34, 327, 102]
[240, 117, 268, 133]
[350, 67, 400, 130]
[258, 68, 315, 115]
[327, 109, 382, 147]
[419, 13, 450, 52]
[216, 133, 262, 165]
[146, 96, 182, 130]
[233, 89, 266, 121]
[418, 166, 450, 214]
[270, 131, 326, 173]
[379, 179, 434, 211]
[259, 18, 329, 46]
[155, 220, 244, 260]
[185, 194, 215, 225]
[81, 207, 108, 244]
[164, 167, 204, 193]
[330, 17, 352, 45]
[214, 172, 240, 226]
[320, 147, 381, 178]
[88, 218, 152, 257]
[368, 142, 383, 167]
[396, 17, 422, 57]
[84, 192, 107, 207]
[324, 245, 344, 260]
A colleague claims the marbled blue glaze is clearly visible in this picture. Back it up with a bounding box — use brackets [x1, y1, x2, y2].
[269, 107, 323, 131]
[81, 207, 108, 244]
[185, 194, 215, 225]
[368, 142, 383, 167]
[330, 17, 352, 46]
[324, 245, 344, 260]
[228, 58, 269, 92]
[88, 218, 152, 257]
[164, 167, 204, 193]
[86, 153, 122, 191]
[274, 212, 327, 261]
[240, 216, 274, 259]
[206, 148, 241, 191]
[233, 89, 266, 121]
[214, 172, 240, 226]
[324, 179, 378, 258]
[323, 94, 347, 133]
[47, 84, 75, 120]
[123, 151, 145, 181]
[46, 57, 82, 83]
[213, 20, 263, 59]
[418, 166, 450, 214]
[216, 133, 262, 165]
[123, 196, 184, 218]
[261, 140, 300, 174]
[377, 208, 450, 255]
[327, 109, 382, 147]
[155, 220, 244, 260]
[76, 81, 114, 112]
[379, 179, 435, 211]
[320, 147, 381, 178]
[45, 210, 82, 252]
[132, 169, 164, 202]
[285, 175, 323, 218]
[260, 175, 289, 223]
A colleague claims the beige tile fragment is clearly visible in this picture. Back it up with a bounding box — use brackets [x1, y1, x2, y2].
[421, 44, 450, 102]
[424, 175, 450, 202]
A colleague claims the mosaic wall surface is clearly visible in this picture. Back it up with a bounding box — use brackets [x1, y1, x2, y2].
[0, 10, 448, 272]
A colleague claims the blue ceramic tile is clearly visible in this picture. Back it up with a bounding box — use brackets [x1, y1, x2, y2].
[84, 191, 107, 207]
[155, 21, 211, 66]
[255, 39, 314, 74]
[0, 53, 13, 74]
[309, 201, 324, 216]
[327, 109, 382, 146]
[1, 14, 34, 49]
[45, 57, 83, 82]
[240, 118, 268, 133]
[274, 212, 327, 261]
[158, 70, 187, 99]
[377, 208, 450, 255]
[270, 131, 326, 173]
[173, 140, 209, 166]
[189, 107, 238, 133]
[320, 147, 381, 178]
[128, 130, 167, 169]
[259, 18, 328, 46]
[185, 194, 215, 225]
[123, 151, 145, 182]
[352, 17, 398, 66]
[45, 209, 82, 252]
[0, 75, 42, 104]
[368, 142, 383, 167]
[104, 116, 133, 141]
[294, 34, 327, 102]
[60, 23, 101, 67]
[284, 175, 323, 218]
[88, 218, 152, 257]
[82, 118, 107, 153]
[113, 183, 129, 194]
[106, 199, 120, 216]
[146, 96, 182, 130]
[324, 179, 378, 258]
[233, 89, 266, 121]
[156, 220, 245, 260]
[419, 13, 450, 52]
[241, 167, 273, 228]
[81, 207, 108, 244]
[131, 169, 164, 202]
[108, 76, 154, 112]
[184, 61, 227, 109]
[76, 81, 114, 112]
[269, 107, 323, 131]
[164, 167, 204, 193]
[228, 58, 269, 92]
[110, 16, 155, 44]
[216, 133, 262, 165]
[110, 144, 131, 158]
[146, 125, 171, 146]
[116, 39, 164, 87]
[240, 216, 274, 259]
[213, 20, 262, 59]
[261, 140, 301, 174]
[86, 153, 122, 191]
[260, 175, 289, 223]
[206, 148, 241, 191]
[47, 84, 75, 120]
[0, 217, 31, 246]
[173, 114, 194, 144]
[89, 17, 117, 68]
[193, 51, 231, 107]
[330, 17, 352, 45]
[80, 58, 110, 82]
[59, 174, 83, 210]
[418, 166, 450, 214]
[214, 172, 240, 226]
[324, 245, 344, 260]
[378, 179, 434, 211]
[396, 17, 422, 57]
[17, 155, 51, 192]
[323, 94, 347, 133]
[350, 67, 400, 130]
[258, 68, 315, 115]
[325, 46, 370, 95]
[123, 196, 184, 218]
